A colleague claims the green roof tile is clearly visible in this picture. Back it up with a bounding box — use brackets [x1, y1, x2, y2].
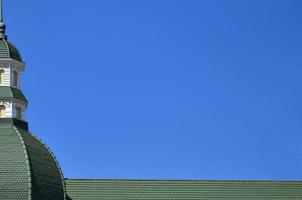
[65, 179, 302, 200]
[0, 127, 29, 200]
[20, 129, 66, 200]
[0, 120, 66, 200]
[0, 39, 22, 62]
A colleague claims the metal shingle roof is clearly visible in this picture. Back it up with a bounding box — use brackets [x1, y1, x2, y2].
[0, 121, 65, 200]
[0, 127, 29, 200]
[0, 39, 22, 62]
[65, 179, 302, 200]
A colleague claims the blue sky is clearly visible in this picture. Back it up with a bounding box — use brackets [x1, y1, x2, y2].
[5, 0, 302, 180]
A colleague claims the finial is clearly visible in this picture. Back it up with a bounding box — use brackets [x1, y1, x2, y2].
[0, 0, 7, 39]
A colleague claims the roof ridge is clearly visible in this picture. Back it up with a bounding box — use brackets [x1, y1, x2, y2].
[2, 39, 9, 58]
[29, 131, 67, 199]
[6, 39, 23, 62]
[65, 178, 302, 183]
[14, 127, 33, 200]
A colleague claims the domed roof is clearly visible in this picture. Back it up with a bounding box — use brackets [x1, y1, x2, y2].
[0, 39, 22, 62]
[0, 119, 65, 200]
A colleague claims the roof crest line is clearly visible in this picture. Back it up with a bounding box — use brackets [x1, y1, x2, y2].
[29, 131, 67, 199]
[14, 127, 33, 200]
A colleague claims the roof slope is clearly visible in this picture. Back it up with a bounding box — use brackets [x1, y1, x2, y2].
[65, 179, 302, 200]
[0, 127, 29, 199]
[0, 39, 22, 62]
[0, 120, 65, 200]
[0, 86, 28, 102]
[19, 128, 66, 200]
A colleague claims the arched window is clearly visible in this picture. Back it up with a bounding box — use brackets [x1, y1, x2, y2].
[0, 105, 6, 117]
[0, 70, 5, 84]
[13, 70, 18, 87]
[16, 107, 22, 119]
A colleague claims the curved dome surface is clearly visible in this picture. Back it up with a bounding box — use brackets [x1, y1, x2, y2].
[0, 120, 65, 200]
[0, 39, 23, 62]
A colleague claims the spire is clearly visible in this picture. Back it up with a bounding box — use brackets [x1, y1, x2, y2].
[0, 0, 7, 39]
[0, 0, 3, 22]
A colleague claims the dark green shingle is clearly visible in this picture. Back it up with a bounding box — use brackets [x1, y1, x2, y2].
[0, 39, 22, 62]
[65, 179, 302, 200]
[20, 129, 65, 200]
[0, 120, 65, 200]
[0, 127, 29, 200]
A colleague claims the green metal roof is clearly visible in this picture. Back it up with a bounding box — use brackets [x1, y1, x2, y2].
[0, 127, 29, 199]
[0, 86, 27, 102]
[0, 120, 65, 200]
[65, 179, 302, 200]
[0, 39, 22, 62]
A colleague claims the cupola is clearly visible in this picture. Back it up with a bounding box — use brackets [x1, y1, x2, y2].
[0, 1, 66, 199]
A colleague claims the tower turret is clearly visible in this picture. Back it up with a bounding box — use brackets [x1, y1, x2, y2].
[0, 0, 27, 121]
[0, 1, 66, 199]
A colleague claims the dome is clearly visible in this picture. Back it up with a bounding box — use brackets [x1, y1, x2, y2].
[0, 39, 23, 62]
[0, 119, 65, 200]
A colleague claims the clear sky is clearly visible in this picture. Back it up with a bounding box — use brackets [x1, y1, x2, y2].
[5, 0, 302, 180]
